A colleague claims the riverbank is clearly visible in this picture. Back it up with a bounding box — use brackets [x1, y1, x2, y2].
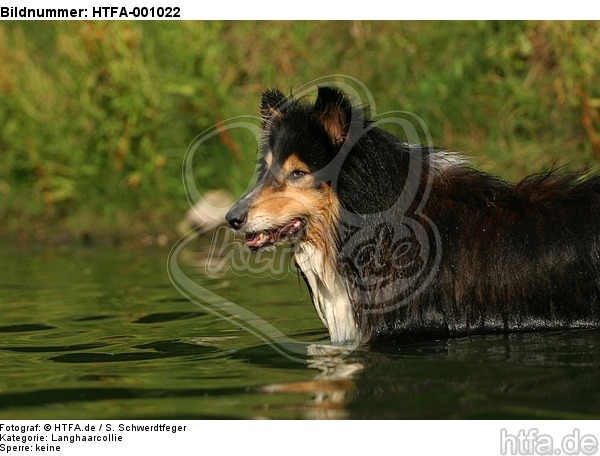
[2, 21, 598, 245]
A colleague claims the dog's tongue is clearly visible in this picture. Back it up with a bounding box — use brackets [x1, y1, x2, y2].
[245, 231, 272, 249]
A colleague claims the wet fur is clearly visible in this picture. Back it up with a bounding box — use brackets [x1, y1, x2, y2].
[226, 86, 600, 345]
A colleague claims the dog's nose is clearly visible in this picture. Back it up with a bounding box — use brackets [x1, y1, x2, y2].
[225, 206, 247, 230]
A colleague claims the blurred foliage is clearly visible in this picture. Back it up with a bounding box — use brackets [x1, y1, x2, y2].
[0, 21, 598, 242]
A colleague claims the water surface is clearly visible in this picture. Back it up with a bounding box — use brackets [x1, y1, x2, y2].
[1, 243, 599, 419]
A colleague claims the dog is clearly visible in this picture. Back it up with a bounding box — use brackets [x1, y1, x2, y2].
[225, 86, 600, 345]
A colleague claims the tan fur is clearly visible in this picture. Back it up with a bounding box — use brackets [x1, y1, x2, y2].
[264, 151, 273, 169]
[319, 105, 347, 144]
[281, 154, 311, 175]
[264, 106, 283, 124]
[243, 152, 359, 343]
[246, 156, 340, 272]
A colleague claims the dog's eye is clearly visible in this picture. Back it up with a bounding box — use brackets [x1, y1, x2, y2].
[290, 170, 307, 179]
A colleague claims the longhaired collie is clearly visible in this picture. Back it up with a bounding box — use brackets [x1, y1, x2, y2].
[225, 86, 600, 345]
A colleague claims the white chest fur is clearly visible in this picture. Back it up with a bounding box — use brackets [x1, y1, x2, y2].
[294, 242, 359, 344]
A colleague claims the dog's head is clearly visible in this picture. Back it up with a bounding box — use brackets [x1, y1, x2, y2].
[225, 86, 358, 251]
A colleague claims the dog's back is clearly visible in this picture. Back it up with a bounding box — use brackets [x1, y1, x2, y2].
[353, 164, 600, 343]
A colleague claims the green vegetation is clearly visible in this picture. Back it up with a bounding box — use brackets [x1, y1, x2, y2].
[1, 21, 598, 244]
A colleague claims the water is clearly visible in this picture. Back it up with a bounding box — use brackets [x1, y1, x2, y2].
[1, 242, 599, 419]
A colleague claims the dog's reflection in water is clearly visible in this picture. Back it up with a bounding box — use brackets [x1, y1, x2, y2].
[258, 344, 364, 419]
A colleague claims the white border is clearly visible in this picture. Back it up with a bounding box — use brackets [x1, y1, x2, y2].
[2, 0, 600, 19]
[3, 420, 600, 456]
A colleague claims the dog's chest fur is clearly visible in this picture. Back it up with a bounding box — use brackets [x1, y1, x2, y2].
[294, 242, 359, 344]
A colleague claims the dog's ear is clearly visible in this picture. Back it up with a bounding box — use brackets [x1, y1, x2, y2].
[314, 86, 353, 146]
[260, 89, 287, 126]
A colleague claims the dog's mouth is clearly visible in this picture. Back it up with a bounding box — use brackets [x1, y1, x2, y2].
[244, 218, 306, 251]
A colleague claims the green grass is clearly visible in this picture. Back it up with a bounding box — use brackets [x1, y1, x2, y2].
[0, 21, 598, 244]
